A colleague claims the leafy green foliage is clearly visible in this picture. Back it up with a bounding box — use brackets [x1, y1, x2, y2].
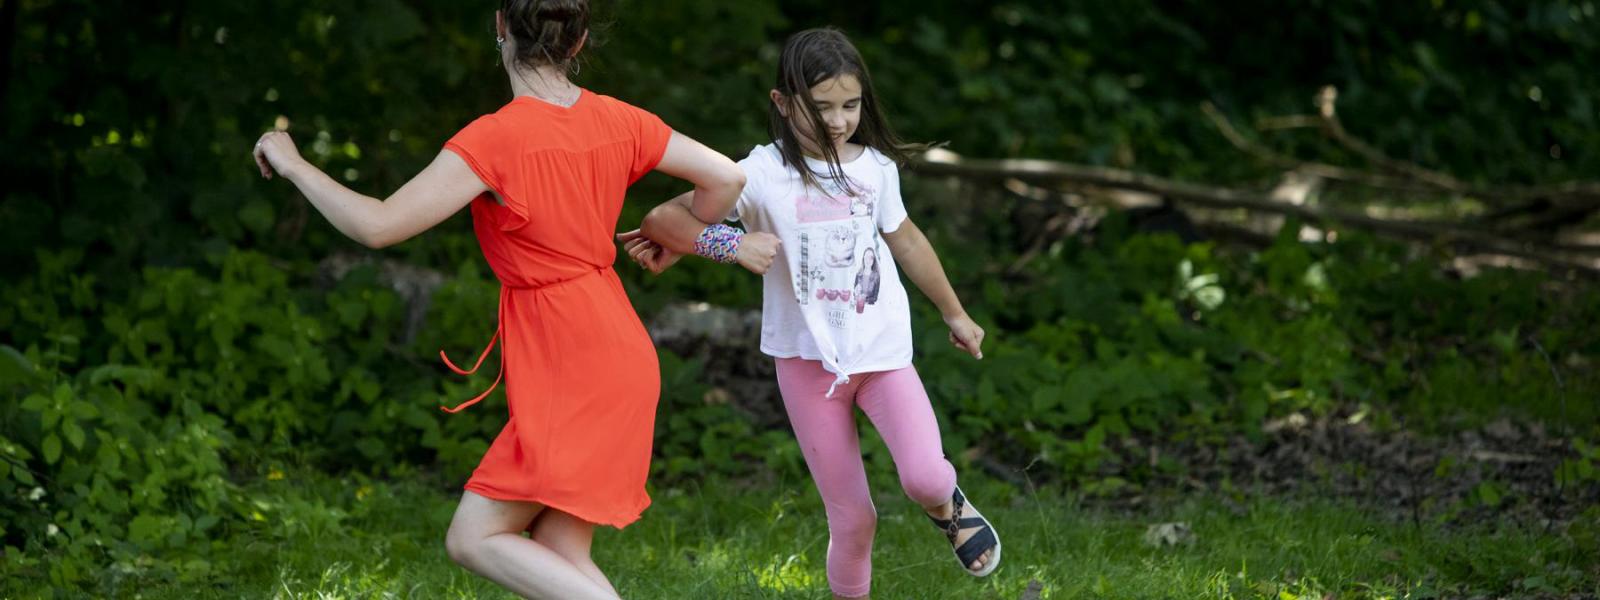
[3, 0, 1598, 592]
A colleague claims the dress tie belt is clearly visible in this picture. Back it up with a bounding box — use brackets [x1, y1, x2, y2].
[437, 266, 612, 413]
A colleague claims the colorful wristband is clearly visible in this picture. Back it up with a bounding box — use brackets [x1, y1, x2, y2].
[694, 224, 744, 264]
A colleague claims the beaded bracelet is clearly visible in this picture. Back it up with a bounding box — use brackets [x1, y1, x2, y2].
[693, 224, 745, 264]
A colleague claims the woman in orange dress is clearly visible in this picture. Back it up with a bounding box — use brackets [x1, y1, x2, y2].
[250, 2, 777, 597]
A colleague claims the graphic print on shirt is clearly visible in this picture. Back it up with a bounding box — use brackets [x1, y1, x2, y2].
[825, 226, 858, 268]
[793, 176, 880, 330]
[853, 247, 881, 314]
[796, 231, 811, 306]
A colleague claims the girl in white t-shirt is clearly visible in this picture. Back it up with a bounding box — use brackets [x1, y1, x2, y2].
[618, 27, 1000, 598]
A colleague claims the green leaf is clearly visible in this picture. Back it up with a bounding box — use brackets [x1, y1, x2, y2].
[71, 401, 99, 420]
[237, 199, 276, 236]
[20, 393, 48, 412]
[89, 365, 160, 388]
[0, 345, 40, 385]
[64, 422, 86, 450]
[194, 514, 219, 532]
[1030, 386, 1060, 413]
[356, 438, 387, 460]
[1083, 423, 1107, 449]
[128, 514, 163, 543]
[1476, 482, 1502, 507]
[1060, 391, 1094, 426]
[42, 434, 62, 464]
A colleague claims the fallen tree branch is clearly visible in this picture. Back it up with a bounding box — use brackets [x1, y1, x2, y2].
[1252, 86, 1600, 207]
[912, 148, 1600, 275]
[1201, 102, 1435, 193]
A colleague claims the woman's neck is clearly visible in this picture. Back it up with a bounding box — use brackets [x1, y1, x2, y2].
[507, 64, 580, 106]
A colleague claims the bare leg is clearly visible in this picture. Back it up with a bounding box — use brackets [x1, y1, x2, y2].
[527, 508, 619, 597]
[444, 491, 619, 599]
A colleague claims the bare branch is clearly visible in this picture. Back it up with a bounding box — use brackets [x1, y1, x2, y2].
[913, 148, 1600, 275]
[1246, 86, 1600, 207]
[1201, 102, 1433, 193]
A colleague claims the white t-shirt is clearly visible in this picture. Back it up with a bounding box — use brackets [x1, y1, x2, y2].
[729, 143, 913, 394]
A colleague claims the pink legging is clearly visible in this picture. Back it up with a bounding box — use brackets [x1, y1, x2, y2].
[775, 358, 958, 599]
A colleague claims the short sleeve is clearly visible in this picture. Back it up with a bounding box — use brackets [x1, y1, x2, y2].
[443, 115, 507, 195]
[877, 156, 908, 233]
[728, 148, 770, 223]
[626, 104, 673, 184]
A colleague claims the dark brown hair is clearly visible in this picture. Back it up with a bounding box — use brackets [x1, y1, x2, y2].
[500, 0, 589, 72]
[769, 27, 923, 196]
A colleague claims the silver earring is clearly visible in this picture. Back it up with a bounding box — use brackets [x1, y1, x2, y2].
[495, 36, 504, 52]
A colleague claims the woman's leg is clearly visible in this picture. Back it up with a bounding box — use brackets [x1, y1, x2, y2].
[527, 508, 619, 597]
[856, 366, 992, 572]
[444, 491, 619, 600]
[775, 358, 877, 599]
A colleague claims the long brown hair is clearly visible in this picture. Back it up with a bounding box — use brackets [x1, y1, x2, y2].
[769, 28, 925, 196]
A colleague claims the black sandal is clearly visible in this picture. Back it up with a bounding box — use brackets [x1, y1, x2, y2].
[925, 485, 1001, 577]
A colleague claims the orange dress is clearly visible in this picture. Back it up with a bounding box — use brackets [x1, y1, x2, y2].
[440, 91, 670, 528]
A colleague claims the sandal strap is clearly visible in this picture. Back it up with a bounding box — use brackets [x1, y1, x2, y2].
[945, 492, 965, 541]
[954, 516, 988, 529]
[954, 523, 998, 567]
[925, 486, 976, 544]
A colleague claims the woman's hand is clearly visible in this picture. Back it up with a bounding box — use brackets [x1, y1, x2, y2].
[618, 229, 684, 275]
[252, 130, 310, 180]
[944, 313, 985, 359]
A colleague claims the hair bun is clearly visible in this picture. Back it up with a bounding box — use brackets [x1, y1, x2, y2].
[535, 0, 582, 21]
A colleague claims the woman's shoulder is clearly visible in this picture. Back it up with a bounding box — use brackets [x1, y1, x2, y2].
[584, 91, 656, 119]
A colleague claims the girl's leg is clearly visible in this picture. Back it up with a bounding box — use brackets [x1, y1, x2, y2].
[444, 491, 619, 600]
[775, 358, 876, 599]
[527, 509, 619, 597]
[856, 366, 992, 572]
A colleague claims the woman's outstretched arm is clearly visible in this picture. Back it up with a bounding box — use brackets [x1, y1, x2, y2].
[253, 130, 487, 249]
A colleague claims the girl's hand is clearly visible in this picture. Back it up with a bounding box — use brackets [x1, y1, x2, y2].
[617, 229, 683, 274]
[945, 313, 985, 359]
[252, 130, 309, 180]
[735, 232, 781, 275]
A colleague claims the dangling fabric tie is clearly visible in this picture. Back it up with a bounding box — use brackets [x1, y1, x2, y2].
[438, 287, 509, 413]
[825, 373, 850, 399]
[437, 267, 611, 413]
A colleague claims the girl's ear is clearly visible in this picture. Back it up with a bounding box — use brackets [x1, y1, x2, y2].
[770, 89, 788, 118]
[495, 10, 507, 38]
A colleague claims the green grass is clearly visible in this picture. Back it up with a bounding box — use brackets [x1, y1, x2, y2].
[11, 472, 1598, 599]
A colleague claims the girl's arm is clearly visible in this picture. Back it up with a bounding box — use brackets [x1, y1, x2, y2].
[639, 192, 710, 254]
[883, 217, 985, 359]
[253, 131, 486, 249]
[622, 193, 780, 275]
